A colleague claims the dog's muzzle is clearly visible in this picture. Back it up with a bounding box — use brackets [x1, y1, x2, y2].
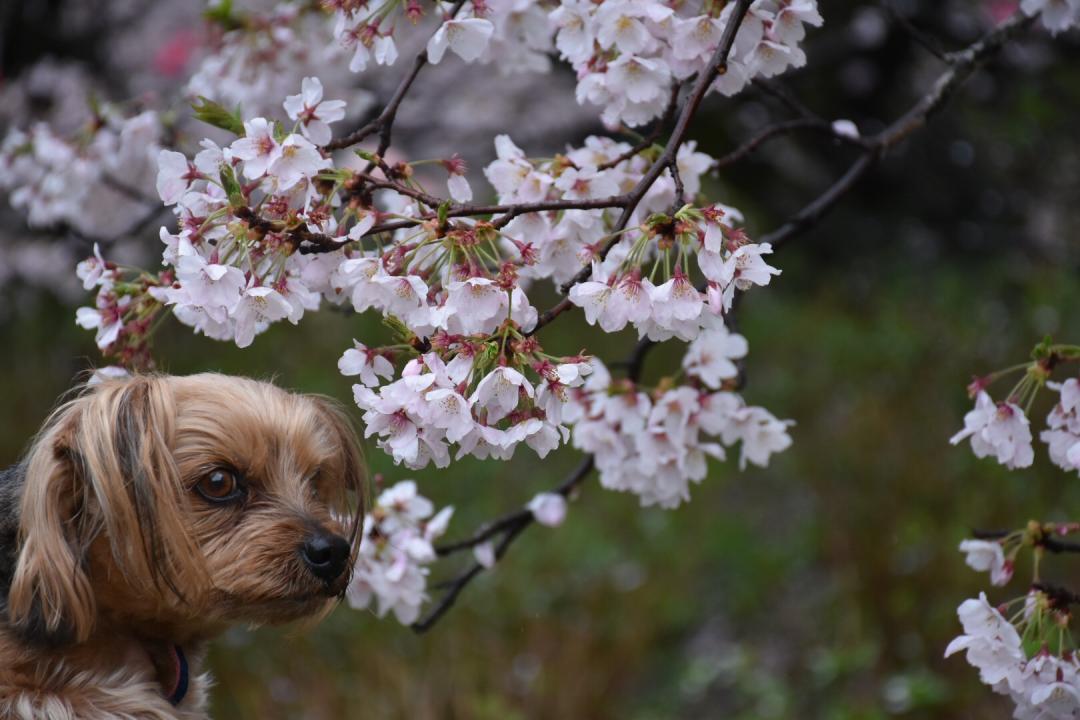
[299, 531, 350, 585]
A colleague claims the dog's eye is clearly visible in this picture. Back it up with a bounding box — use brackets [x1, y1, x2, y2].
[195, 469, 244, 503]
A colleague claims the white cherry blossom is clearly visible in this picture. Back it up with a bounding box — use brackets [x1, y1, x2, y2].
[951, 391, 1035, 470]
[283, 76, 347, 146]
[427, 18, 496, 65]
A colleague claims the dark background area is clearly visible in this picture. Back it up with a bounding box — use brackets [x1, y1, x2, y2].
[2, 1, 1079, 717]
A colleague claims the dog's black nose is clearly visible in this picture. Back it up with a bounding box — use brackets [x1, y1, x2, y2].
[300, 532, 350, 583]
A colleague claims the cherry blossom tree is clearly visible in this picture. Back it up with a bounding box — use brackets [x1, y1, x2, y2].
[3, 0, 1080, 714]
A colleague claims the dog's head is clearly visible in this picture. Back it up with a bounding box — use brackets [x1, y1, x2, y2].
[0, 373, 364, 646]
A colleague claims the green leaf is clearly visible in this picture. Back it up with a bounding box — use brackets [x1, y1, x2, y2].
[380, 314, 414, 344]
[219, 165, 245, 208]
[644, 212, 672, 230]
[1031, 334, 1054, 360]
[272, 120, 288, 144]
[203, 0, 243, 30]
[192, 96, 245, 137]
[674, 204, 703, 223]
[437, 201, 451, 227]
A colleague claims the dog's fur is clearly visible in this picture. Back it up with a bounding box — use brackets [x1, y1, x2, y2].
[0, 374, 364, 719]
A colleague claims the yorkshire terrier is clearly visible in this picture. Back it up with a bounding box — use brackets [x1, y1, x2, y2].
[0, 373, 364, 719]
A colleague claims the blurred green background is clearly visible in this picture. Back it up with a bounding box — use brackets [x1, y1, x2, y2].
[3, 1, 1080, 718]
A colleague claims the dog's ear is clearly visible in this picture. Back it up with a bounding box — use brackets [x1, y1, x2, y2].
[6, 397, 94, 645]
[7, 375, 206, 645]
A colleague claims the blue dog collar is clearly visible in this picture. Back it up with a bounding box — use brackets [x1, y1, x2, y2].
[166, 645, 189, 707]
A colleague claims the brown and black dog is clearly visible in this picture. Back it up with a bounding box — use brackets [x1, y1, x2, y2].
[0, 374, 364, 719]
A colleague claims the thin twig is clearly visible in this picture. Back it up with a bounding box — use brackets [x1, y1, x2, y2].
[765, 10, 1035, 252]
[298, 196, 635, 254]
[412, 456, 595, 633]
[880, 1, 950, 62]
[322, 0, 469, 153]
[752, 78, 821, 121]
[712, 118, 869, 171]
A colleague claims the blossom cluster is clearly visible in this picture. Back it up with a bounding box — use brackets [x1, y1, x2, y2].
[148, 78, 350, 348]
[1042, 379, 1080, 475]
[553, 0, 822, 126]
[485, 133, 781, 341]
[346, 480, 453, 624]
[566, 347, 792, 508]
[566, 207, 781, 342]
[345, 484, 568, 625]
[950, 362, 1080, 717]
[946, 592, 1080, 719]
[489, 133, 716, 282]
[951, 374, 1080, 474]
[201, 0, 822, 131]
[74, 243, 168, 368]
[348, 344, 592, 469]
[189, 1, 373, 119]
[0, 109, 163, 236]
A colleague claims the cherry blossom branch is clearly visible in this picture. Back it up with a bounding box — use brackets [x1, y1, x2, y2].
[766, 10, 1035, 252]
[411, 456, 595, 633]
[765, 150, 879, 251]
[529, 0, 755, 336]
[407, 10, 1040, 634]
[296, 196, 635, 253]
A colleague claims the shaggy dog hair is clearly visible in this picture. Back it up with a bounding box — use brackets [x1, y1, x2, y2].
[0, 374, 364, 719]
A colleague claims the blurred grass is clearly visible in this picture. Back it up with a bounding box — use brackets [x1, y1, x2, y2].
[3, 241, 1078, 718]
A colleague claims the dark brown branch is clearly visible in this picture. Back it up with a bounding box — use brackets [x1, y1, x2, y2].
[1032, 582, 1080, 610]
[412, 456, 595, 633]
[752, 78, 821, 121]
[763, 10, 1035, 252]
[879, 12, 1033, 148]
[764, 150, 880, 251]
[880, 1, 950, 62]
[298, 196, 635, 254]
[1043, 537, 1080, 553]
[971, 528, 1080, 553]
[712, 118, 869, 171]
